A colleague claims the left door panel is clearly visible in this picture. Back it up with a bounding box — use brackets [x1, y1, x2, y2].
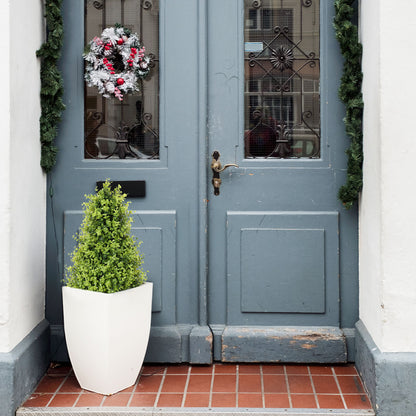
[46, 0, 211, 363]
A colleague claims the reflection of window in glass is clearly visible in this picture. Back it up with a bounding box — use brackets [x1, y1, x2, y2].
[84, 0, 159, 160]
[244, 0, 320, 159]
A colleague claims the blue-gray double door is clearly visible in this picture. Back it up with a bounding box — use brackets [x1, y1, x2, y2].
[47, 0, 358, 363]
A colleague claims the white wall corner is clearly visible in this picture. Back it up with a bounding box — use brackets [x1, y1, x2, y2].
[360, 0, 416, 353]
[377, 0, 416, 353]
[0, 0, 12, 353]
[359, 0, 383, 350]
[0, 0, 47, 353]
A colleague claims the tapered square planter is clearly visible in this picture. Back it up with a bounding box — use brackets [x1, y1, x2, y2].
[62, 282, 152, 395]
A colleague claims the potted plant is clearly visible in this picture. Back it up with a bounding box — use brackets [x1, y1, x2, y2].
[62, 180, 152, 395]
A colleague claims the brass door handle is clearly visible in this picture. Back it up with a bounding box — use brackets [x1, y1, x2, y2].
[211, 151, 239, 195]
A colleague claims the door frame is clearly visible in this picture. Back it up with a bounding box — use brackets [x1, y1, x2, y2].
[48, 0, 357, 365]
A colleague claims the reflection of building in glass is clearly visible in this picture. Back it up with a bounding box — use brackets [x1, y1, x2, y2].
[244, 0, 320, 158]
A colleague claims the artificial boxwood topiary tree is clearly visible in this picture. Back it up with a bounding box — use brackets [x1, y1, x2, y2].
[66, 180, 146, 293]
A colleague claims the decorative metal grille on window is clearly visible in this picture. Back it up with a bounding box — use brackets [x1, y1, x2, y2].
[244, 0, 320, 158]
[84, 0, 159, 159]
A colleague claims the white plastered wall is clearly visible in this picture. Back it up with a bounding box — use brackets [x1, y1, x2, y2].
[360, 0, 416, 352]
[0, 0, 46, 352]
[0, 0, 12, 350]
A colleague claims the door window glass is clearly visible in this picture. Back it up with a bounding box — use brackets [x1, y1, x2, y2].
[244, 0, 320, 158]
[84, 0, 159, 159]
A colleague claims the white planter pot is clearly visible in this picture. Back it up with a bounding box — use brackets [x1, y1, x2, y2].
[62, 282, 152, 395]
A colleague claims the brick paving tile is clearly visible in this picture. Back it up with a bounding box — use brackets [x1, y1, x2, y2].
[35, 376, 65, 393]
[285, 365, 309, 375]
[75, 393, 103, 407]
[22, 393, 53, 407]
[184, 393, 210, 407]
[135, 374, 163, 392]
[161, 375, 187, 393]
[58, 376, 82, 393]
[102, 394, 130, 407]
[337, 375, 365, 394]
[211, 393, 236, 407]
[263, 374, 287, 393]
[288, 375, 313, 393]
[309, 365, 333, 375]
[238, 393, 263, 408]
[333, 365, 358, 375]
[156, 393, 183, 407]
[141, 365, 166, 375]
[312, 375, 340, 394]
[238, 374, 262, 392]
[166, 365, 189, 375]
[239, 364, 261, 374]
[48, 394, 78, 407]
[190, 366, 212, 374]
[291, 394, 317, 408]
[344, 394, 373, 409]
[317, 394, 345, 409]
[186, 375, 212, 392]
[214, 363, 237, 374]
[129, 393, 157, 407]
[262, 364, 285, 375]
[212, 374, 236, 392]
[264, 393, 290, 408]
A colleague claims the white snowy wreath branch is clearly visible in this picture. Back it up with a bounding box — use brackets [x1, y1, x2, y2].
[83, 25, 150, 101]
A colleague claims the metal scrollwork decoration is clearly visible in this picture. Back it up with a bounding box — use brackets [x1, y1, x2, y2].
[245, 0, 320, 159]
[92, 1, 104, 10]
[270, 46, 294, 71]
[141, 0, 153, 10]
[85, 111, 159, 160]
[147, 53, 157, 69]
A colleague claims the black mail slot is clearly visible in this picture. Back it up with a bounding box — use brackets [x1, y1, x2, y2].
[96, 181, 146, 198]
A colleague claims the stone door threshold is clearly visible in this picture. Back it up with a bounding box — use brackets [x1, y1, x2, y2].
[18, 408, 375, 416]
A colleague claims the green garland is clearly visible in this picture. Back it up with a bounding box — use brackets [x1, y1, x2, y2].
[334, 0, 364, 209]
[37, 0, 65, 173]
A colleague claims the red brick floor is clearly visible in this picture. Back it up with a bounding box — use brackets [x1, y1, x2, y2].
[21, 363, 373, 410]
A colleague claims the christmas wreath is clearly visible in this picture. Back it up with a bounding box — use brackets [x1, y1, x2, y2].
[83, 25, 150, 101]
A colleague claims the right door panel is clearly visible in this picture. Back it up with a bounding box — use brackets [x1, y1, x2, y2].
[207, 0, 357, 363]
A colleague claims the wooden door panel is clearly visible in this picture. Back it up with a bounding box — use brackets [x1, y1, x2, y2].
[63, 210, 176, 323]
[226, 211, 339, 324]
